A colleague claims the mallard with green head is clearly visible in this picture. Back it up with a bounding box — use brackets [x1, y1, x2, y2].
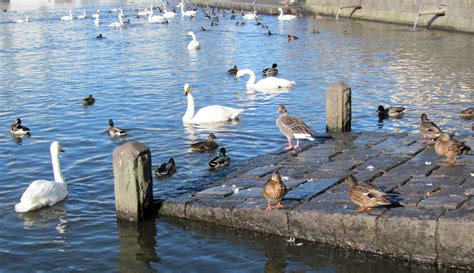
[208, 147, 230, 171]
[191, 133, 218, 152]
[155, 158, 176, 177]
[434, 132, 471, 163]
[261, 170, 288, 210]
[347, 175, 390, 212]
[419, 113, 442, 143]
[377, 105, 405, 118]
[82, 95, 96, 106]
[262, 63, 278, 77]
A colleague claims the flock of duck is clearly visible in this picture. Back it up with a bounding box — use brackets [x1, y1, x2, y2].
[9, 3, 473, 213]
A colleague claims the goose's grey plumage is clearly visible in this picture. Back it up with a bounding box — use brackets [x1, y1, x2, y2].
[419, 113, 442, 143]
[10, 118, 31, 136]
[276, 105, 314, 150]
[108, 119, 127, 136]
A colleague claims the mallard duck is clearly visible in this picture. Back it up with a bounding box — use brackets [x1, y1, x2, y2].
[347, 175, 390, 212]
[191, 133, 218, 152]
[262, 63, 278, 77]
[82, 95, 95, 106]
[108, 119, 127, 137]
[287, 34, 298, 40]
[10, 118, 31, 136]
[155, 158, 176, 177]
[96, 34, 104, 39]
[227, 65, 238, 75]
[311, 28, 320, 34]
[276, 105, 315, 150]
[261, 170, 288, 210]
[377, 105, 405, 118]
[460, 107, 474, 119]
[208, 147, 230, 171]
[434, 132, 471, 163]
[420, 113, 442, 143]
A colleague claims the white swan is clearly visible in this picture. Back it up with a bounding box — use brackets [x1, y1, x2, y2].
[15, 141, 67, 213]
[243, 11, 258, 20]
[119, 7, 125, 19]
[149, 5, 165, 23]
[16, 15, 29, 23]
[183, 83, 244, 123]
[92, 9, 100, 18]
[236, 69, 295, 90]
[187, 31, 200, 50]
[94, 13, 100, 26]
[177, 2, 197, 17]
[163, 5, 177, 19]
[278, 8, 296, 21]
[78, 10, 87, 19]
[137, 8, 150, 16]
[109, 14, 125, 28]
[61, 10, 73, 21]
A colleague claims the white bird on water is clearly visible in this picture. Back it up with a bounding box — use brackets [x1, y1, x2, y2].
[15, 141, 67, 213]
[177, 1, 197, 17]
[61, 10, 73, 21]
[16, 15, 29, 23]
[236, 69, 295, 90]
[187, 31, 200, 50]
[109, 14, 125, 28]
[277, 8, 296, 21]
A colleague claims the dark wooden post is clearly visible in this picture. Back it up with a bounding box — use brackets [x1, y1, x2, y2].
[326, 81, 352, 133]
[113, 141, 153, 222]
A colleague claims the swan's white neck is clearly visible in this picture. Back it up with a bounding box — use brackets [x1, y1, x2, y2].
[95, 16, 100, 24]
[118, 15, 124, 25]
[69, 10, 73, 17]
[180, 3, 185, 17]
[183, 93, 195, 122]
[278, 9, 283, 17]
[240, 69, 256, 89]
[51, 151, 65, 183]
[189, 32, 197, 41]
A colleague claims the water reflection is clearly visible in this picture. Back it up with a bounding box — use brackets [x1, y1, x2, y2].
[17, 201, 69, 235]
[117, 218, 160, 273]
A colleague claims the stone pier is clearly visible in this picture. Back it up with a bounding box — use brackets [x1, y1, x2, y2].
[157, 132, 473, 270]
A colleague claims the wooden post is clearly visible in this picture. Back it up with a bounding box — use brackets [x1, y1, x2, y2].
[113, 141, 153, 222]
[326, 81, 351, 133]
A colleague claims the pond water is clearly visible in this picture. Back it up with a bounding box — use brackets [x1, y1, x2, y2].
[0, 0, 472, 271]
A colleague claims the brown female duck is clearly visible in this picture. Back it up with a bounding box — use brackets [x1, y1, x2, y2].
[191, 133, 218, 152]
[460, 107, 474, 119]
[347, 175, 390, 212]
[82, 95, 96, 106]
[419, 113, 442, 143]
[261, 170, 288, 210]
[434, 132, 471, 163]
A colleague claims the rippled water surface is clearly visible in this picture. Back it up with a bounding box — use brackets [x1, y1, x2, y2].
[0, 0, 472, 271]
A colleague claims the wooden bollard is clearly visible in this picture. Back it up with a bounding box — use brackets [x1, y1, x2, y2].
[326, 81, 352, 132]
[113, 141, 153, 222]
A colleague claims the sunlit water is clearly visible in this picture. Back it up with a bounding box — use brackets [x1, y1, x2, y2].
[0, 1, 472, 271]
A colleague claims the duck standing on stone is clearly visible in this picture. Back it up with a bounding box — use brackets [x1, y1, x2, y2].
[155, 157, 176, 177]
[276, 105, 315, 150]
[376, 105, 405, 118]
[262, 170, 288, 210]
[108, 119, 127, 137]
[208, 147, 230, 171]
[10, 118, 31, 136]
[434, 132, 471, 163]
[347, 175, 391, 212]
[419, 113, 442, 144]
[262, 63, 278, 77]
[191, 133, 218, 152]
[82, 95, 95, 106]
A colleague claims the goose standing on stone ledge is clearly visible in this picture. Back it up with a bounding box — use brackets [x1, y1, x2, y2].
[182, 83, 244, 123]
[276, 105, 315, 150]
[15, 141, 67, 212]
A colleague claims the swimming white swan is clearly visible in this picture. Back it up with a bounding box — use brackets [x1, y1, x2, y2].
[163, 5, 177, 19]
[15, 141, 67, 213]
[92, 9, 100, 18]
[149, 5, 165, 23]
[16, 15, 29, 23]
[236, 69, 295, 90]
[277, 8, 296, 21]
[187, 31, 200, 50]
[78, 10, 87, 19]
[243, 11, 258, 20]
[61, 10, 73, 21]
[109, 14, 125, 28]
[183, 83, 244, 123]
[177, 2, 197, 17]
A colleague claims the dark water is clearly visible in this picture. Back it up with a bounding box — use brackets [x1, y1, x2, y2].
[0, 0, 472, 271]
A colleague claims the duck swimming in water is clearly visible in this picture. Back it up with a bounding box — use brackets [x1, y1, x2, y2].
[10, 118, 31, 136]
[191, 133, 218, 152]
[82, 95, 95, 106]
[262, 63, 278, 77]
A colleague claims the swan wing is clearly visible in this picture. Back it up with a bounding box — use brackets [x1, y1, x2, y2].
[16, 180, 68, 212]
[191, 105, 244, 123]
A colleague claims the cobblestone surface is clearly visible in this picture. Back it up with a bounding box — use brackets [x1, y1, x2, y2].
[157, 132, 473, 269]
